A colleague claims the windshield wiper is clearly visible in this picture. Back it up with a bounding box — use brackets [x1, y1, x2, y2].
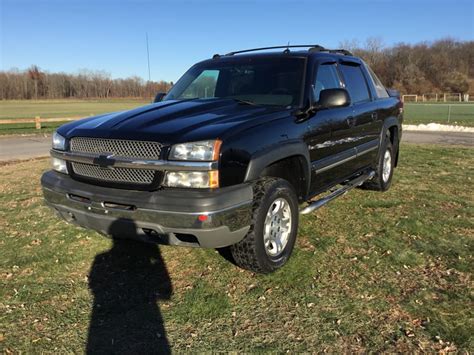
[176, 97, 258, 106]
[229, 98, 258, 106]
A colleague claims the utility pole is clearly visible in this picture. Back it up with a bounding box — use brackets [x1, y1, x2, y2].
[146, 32, 152, 100]
[146, 32, 151, 82]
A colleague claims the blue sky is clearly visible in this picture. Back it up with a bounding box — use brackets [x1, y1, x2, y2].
[1, 0, 473, 82]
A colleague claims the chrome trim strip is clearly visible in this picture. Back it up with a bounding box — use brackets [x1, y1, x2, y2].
[316, 154, 356, 174]
[314, 139, 379, 174]
[357, 145, 378, 156]
[51, 149, 218, 171]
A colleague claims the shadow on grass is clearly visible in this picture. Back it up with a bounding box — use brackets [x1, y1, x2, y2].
[86, 219, 172, 354]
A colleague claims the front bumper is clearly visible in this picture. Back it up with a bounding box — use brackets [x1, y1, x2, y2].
[41, 171, 253, 248]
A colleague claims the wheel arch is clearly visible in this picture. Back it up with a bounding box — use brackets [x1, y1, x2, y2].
[380, 117, 401, 167]
[387, 125, 400, 167]
[244, 141, 311, 201]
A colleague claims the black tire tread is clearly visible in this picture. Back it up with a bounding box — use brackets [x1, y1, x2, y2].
[230, 177, 283, 273]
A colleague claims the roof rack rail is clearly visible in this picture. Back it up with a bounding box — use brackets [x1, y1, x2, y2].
[224, 45, 322, 56]
[328, 49, 354, 56]
[213, 45, 353, 58]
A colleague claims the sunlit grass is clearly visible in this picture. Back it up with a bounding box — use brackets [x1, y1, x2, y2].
[0, 144, 472, 352]
[0, 99, 150, 135]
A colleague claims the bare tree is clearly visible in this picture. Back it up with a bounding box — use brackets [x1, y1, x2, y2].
[339, 38, 473, 95]
[1, 39, 473, 99]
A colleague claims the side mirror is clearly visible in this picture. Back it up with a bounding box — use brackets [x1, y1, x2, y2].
[153, 92, 167, 103]
[316, 88, 350, 109]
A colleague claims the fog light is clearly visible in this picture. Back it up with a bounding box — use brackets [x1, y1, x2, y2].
[52, 157, 68, 174]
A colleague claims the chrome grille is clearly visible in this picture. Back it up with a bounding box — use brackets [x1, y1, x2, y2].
[69, 137, 162, 187]
[71, 162, 155, 185]
[70, 137, 162, 159]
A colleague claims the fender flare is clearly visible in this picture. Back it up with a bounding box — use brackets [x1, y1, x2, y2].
[381, 116, 401, 140]
[379, 116, 401, 164]
[244, 140, 311, 197]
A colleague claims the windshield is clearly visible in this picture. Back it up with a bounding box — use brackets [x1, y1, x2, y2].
[165, 57, 306, 107]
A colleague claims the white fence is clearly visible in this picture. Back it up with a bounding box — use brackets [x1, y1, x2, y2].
[402, 93, 471, 103]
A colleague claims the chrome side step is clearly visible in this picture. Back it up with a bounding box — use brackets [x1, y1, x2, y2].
[300, 170, 375, 215]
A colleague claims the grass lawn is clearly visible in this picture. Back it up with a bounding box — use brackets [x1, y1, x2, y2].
[0, 99, 150, 135]
[0, 144, 473, 352]
[404, 103, 474, 127]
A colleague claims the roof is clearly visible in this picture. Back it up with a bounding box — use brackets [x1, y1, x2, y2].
[193, 46, 359, 67]
[212, 45, 353, 59]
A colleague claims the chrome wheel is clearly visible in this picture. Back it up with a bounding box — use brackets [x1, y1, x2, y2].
[263, 197, 292, 257]
[382, 149, 392, 183]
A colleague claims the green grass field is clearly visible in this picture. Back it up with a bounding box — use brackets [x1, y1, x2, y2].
[0, 99, 150, 135]
[1, 144, 472, 352]
[0, 100, 473, 135]
[404, 103, 474, 126]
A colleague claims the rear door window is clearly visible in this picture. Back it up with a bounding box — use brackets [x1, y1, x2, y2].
[339, 63, 371, 104]
[366, 66, 389, 98]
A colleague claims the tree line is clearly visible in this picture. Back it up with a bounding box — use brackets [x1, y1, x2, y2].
[342, 38, 473, 95]
[0, 38, 472, 100]
[0, 67, 173, 100]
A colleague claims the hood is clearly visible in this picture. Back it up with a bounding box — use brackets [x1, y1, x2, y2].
[58, 98, 290, 144]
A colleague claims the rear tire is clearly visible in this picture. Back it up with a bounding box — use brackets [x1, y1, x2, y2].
[362, 134, 395, 191]
[230, 178, 299, 273]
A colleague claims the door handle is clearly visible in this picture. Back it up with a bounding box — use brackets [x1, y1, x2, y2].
[371, 112, 378, 120]
[346, 116, 356, 127]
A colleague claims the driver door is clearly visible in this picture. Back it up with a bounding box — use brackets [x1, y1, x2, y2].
[306, 62, 353, 195]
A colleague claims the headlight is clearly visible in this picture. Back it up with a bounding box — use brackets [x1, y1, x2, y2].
[163, 171, 219, 188]
[52, 132, 66, 150]
[169, 140, 221, 161]
[51, 157, 68, 174]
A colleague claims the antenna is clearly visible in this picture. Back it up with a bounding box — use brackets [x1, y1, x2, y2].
[146, 32, 151, 82]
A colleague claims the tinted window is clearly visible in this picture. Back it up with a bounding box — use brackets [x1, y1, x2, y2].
[165, 57, 305, 107]
[340, 64, 371, 103]
[367, 66, 389, 98]
[313, 64, 341, 101]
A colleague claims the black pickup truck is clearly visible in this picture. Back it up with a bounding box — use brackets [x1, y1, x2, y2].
[41, 45, 403, 273]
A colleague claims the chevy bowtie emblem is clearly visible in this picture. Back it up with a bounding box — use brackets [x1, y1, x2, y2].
[94, 154, 116, 170]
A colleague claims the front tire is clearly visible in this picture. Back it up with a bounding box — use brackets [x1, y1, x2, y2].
[230, 178, 299, 273]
